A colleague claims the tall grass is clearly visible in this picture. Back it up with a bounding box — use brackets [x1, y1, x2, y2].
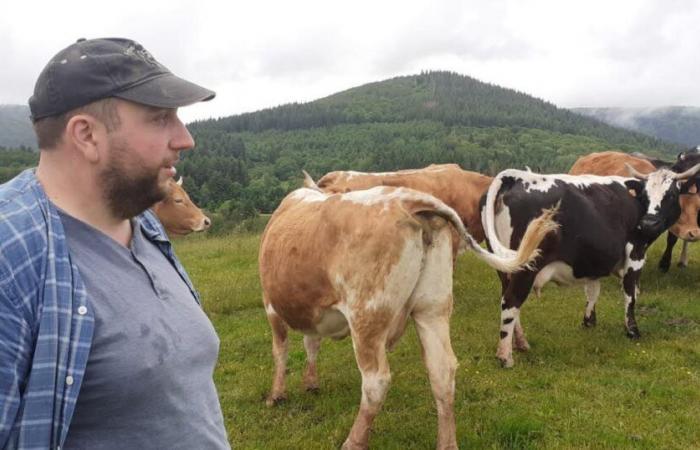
[174, 231, 700, 449]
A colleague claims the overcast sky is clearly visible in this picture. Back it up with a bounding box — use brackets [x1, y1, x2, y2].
[3, 0, 698, 123]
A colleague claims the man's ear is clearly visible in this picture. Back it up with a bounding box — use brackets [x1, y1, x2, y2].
[65, 114, 103, 163]
[624, 179, 644, 198]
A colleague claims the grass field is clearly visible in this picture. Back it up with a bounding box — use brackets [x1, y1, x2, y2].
[174, 228, 700, 449]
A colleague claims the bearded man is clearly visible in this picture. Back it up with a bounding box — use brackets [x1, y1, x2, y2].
[0, 38, 229, 450]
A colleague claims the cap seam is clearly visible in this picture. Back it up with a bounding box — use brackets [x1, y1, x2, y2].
[86, 47, 120, 88]
[114, 71, 171, 94]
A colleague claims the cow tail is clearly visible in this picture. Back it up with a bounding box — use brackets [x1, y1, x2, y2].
[404, 184, 558, 273]
[482, 170, 515, 257]
[302, 170, 322, 191]
[477, 170, 560, 273]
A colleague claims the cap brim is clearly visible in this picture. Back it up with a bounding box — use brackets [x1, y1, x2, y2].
[114, 73, 215, 108]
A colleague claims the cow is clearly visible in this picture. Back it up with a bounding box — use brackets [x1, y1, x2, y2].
[315, 163, 493, 242]
[660, 148, 700, 270]
[482, 163, 700, 368]
[259, 182, 557, 449]
[570, 151, 700, 272]
[152, 177, 211, 236]
[569, 151, 658, 177]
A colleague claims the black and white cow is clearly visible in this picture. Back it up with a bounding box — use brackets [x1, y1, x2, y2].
[481, 164, 700, 368]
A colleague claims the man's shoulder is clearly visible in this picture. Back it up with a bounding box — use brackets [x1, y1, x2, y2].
[0, 169, 46, 228]
[0, 169, 41, 212]
[0, 170, 49, 277]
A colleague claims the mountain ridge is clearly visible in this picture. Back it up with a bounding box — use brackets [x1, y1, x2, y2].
[573, 106, 700, 148]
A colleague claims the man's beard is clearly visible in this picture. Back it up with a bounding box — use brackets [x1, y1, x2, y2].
[99, 137, 170, 220]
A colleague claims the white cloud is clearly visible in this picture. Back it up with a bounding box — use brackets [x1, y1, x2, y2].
[2, 0, 700, 123]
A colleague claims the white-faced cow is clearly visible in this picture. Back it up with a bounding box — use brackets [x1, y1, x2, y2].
[315, 164, 493, 242]
[570, 150, 700, 272]
[259, 182, 557, 449]
[152, 177, 211, 236]
[482, 164, 700, 368]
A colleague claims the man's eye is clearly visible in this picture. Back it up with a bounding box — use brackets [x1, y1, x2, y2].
[154, 114, 169, 124]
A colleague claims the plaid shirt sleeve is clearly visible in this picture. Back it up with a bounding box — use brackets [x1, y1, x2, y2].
[0, 277, 34, 449]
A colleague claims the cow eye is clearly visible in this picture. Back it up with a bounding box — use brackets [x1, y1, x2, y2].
[174, 198, 184, 204]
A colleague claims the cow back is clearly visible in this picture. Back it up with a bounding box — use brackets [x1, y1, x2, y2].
[569, 151, 656, 177]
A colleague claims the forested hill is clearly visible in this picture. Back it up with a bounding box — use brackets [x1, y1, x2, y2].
[180, 71, 679, 224]
[1, 72, 683, 227]
[190, 71, 664, 149]
[573, 106, 700, 148]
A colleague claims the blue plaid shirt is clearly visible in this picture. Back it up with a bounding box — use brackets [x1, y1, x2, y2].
[0, 169, 200, 450]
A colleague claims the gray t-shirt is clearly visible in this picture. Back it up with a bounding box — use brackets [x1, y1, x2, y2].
[58, 210, 229, 450]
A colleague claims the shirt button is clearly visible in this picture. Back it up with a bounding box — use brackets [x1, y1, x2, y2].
[66, 375, 74, 386]
[77, 306, 87, 315]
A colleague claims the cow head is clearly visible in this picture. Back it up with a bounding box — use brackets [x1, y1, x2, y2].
[626, 163, 700, 241]
[152, 177, 211, 236]
[669, 185, 700, 241]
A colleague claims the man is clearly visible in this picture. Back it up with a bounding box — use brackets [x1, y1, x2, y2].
[0, 38, 229, 449]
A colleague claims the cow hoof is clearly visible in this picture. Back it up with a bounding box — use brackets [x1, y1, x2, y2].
[626, 328, 641, 339]
[514, 339, 530, 352]
[265, 394, 287, 407]
[341, 438, 367, 450]
[497, 355, 514, 368]
[305, 385, 320, 394]
[658, 261, 670, 273]
[583, 313, 597, 327]
[677, 262, 688, 268]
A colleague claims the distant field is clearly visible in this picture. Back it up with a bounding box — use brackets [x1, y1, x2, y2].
[174, 230, 700, 449]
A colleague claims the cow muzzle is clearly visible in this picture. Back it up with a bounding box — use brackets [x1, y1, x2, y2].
[638, 215, 664, 239]
[195, 216, 212, 232]
[670, 225, 700, 242]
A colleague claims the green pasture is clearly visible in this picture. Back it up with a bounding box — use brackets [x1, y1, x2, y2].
[174, 228, 700, 449]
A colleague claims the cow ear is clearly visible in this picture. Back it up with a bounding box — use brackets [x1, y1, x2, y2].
[679, 179, 700, 194]
[624, 179, 644, 198]
[691, 179, 700, 194]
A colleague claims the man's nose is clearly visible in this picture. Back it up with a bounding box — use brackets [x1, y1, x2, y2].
[170, 116, 195, 151]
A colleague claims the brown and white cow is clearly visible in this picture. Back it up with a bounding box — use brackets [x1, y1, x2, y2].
[259, 182, 557, 449]
[315, 163, 493, 243]
[152, 177, 211, 236]
[570, 151, 700, 271]
[569, 151, 658, 177]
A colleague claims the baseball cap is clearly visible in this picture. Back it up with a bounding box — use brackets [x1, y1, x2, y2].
[28, 37, 215, 121]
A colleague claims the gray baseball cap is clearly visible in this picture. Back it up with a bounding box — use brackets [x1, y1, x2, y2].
[29, 37, 215, 121]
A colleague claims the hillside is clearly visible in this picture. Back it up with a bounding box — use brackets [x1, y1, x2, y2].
[1, 72, 686, 219]
[0, 105, 36, 150]
[193, 71, 668, 150]
[185, 71, 679, 219]
[573, 106, 700, 148]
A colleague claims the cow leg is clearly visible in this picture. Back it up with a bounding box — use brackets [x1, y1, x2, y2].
[265, 307, 289, 406]
[303, 335, 321, 392]
[678, 240, 690, 268]
[342, 331, 391, 450]
[497, 271, 536, 368]
[623, 246, 645, 339]
[512, 315, 529, 351]
[414, 310, 458, 450]
[582, 279, 601, 327]
[659, 232, 677, 272]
